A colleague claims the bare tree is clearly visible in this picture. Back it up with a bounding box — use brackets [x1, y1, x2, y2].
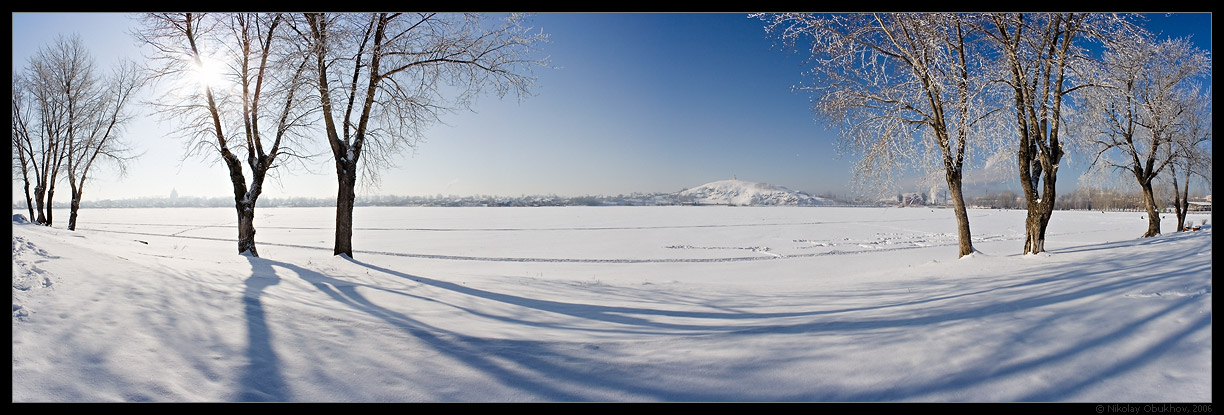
[974, 13, 1135, 254]
[1079, 35, 1211, 237]
[1166, 86, 1211, 232]
[64, 59, 144, 231]
[759, 12, 1005, 258]
[296, 13, 547, 258]
[12, 74, 39, 222]
[15, 36, 142, 230]
[135, 13, 317, 256]
[16, 35, 101, 227]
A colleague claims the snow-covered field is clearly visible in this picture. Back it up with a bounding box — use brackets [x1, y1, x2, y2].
[11, 206, 1212, 402]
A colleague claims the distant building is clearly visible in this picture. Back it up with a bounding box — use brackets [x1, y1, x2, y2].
[170, 188, 179, 200]
[899, 192, 925, 206]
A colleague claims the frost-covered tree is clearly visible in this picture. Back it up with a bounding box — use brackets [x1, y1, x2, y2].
[136, 13, 317, 256]
[974, 13, 1131, 254]
[758, 12, 1006, 258]
[1078, 34, 1211, 237]
[1168, 86, 1211, 232]
[296, 13, 547, 258]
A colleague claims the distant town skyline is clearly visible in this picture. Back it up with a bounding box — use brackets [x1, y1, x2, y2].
[11, 12, 1213, 204]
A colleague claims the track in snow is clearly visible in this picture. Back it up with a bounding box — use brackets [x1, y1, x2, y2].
[74, 225, 1016, 264]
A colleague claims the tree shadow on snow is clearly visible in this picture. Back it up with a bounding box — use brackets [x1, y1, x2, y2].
[241, 234, 1209, 401]
[774, 234, 1213, 401]
[355, 237, 1206, 401]
[249, 255, 610, 401]
[1048, 230, 1210, 255]
[237, 256, 291, 402]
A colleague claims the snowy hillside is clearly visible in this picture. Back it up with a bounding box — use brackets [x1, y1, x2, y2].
[678, 179, 829, 206]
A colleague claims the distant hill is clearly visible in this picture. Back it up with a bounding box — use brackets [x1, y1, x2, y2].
[677, 179, 830, 206]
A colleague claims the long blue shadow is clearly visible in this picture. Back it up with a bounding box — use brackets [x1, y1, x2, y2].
[256, 256, 602, 401]
[237, 256, 290, 402]
[231, 232, 1209, 402]
[336, 233, 1212, 401]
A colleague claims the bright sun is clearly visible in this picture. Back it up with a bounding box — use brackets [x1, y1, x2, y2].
[189, 56, 225, 89]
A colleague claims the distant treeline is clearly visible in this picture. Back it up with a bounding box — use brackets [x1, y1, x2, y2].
[16, 188, 1207, 210]
[14, 192, 874, 209]
[967, 187, 1211, 211]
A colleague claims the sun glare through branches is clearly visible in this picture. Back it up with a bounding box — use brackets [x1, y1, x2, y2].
[188, 55, 225, 90]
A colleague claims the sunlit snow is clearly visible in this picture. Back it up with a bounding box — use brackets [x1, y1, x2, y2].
[11, 206, 1212, 402]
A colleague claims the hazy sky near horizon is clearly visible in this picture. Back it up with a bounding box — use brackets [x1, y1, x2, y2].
[11, 12, 1213, 203]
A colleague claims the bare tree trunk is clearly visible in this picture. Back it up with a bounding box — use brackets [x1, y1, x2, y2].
[1020, 166, 1058, 254]
[220, 150, 269, 257]
[45, 150, 65, 227]
[66, 169, 82, 231]
[22, 179, 36, 222]
[67, 187, 81, 231]
[1171, 168, 1191, 232]
[33, 185, 47, 224]
[1171, 174, 1186, 232]
[232, 196, 262, 257]
[237, 200, 258, 256]
[45, 187, 56, 227]
[1177, 194, 1189, 231]
[1023, 202, 1053, 254]
[1034, 192, 1057, 254]
[1138, 179, 1161, 237]
[1034, 200, 1056, 254]
[945, 171, 975, 257]
[15, 148, 38, 221]
[333, 161, 357, 258]
[1018, 140, 1061, 255]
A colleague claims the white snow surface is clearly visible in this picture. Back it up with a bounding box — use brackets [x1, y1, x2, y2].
[679, 179, 830, 206]
[11, 206, 1212, 402]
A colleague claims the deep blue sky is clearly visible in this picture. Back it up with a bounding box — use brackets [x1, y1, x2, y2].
[10, 12, 1213, 202]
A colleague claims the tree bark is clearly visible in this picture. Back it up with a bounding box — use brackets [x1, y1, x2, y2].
[22, 180, 36, 223]
[67, 168, 85, 231]
[237, 200, 259, 256]
[333, 161, 357, 258]
[45, 187, 55, 227]
[945, 171, 975, 257]
[1022, 191, 1057, 255]
[1138, 179, 1161, 237]
[15, 148, 38, 222]
[1019, 158, 1058, 255]
[222, 152, 267, 257]
[1171, 168, 1191, 232]
[33, 185, 47, 225]
[68, 189, 81, 231]
[1023, 202, 1052, 254]
[1017, 136, 1060, 255]
[1172, 175, 1185, 232]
